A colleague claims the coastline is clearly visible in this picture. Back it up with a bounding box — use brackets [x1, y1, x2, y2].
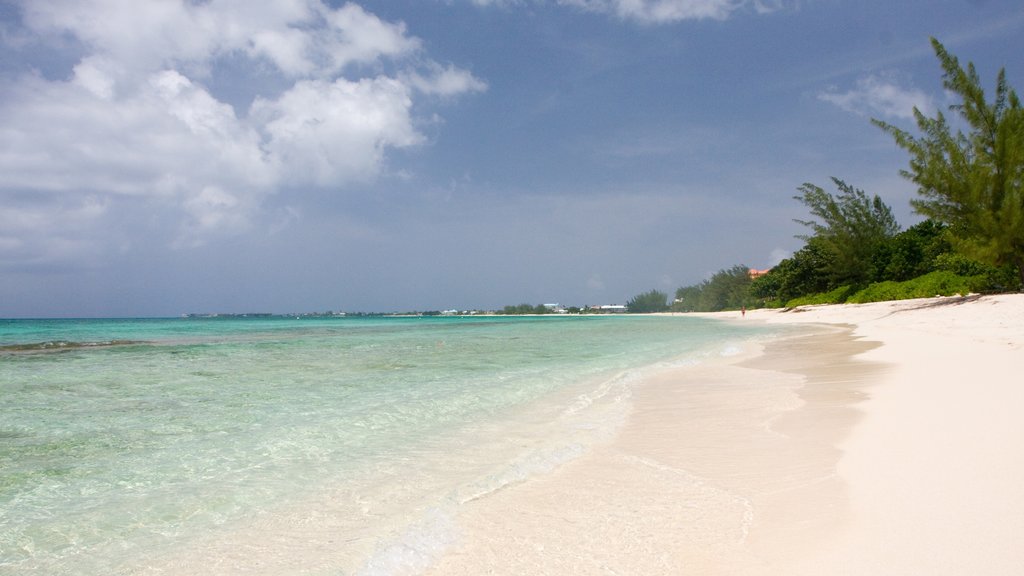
[424, 294, 1024, 574]
[747, 294, 1024, 574]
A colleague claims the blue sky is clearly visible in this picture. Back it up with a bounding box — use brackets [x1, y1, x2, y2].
[1, 0, 1022, 316]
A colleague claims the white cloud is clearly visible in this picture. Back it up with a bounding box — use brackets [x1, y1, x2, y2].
[0, 0, 484, 256]
[468, 0, 520, 6]
[0, 194, 111, 268]
[252, 76, 423, 187]
[17, 0, 419, 79]
[819, 72, 936, 120]
[402, 63, 489, 97]
[556, 0, 780, 23]
[462, 0, 783, 22]
[315, 2, 421, 73]
[177, 186, 251, 246]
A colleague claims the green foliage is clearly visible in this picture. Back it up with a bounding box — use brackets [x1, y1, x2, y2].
[784, 285, 857, 308]
[933, 252, 991, 276]
[671, 285, 704, 312]
[766, 219, 1016, 307]
[794, 178, 901, 287]
[626, 289, 669, 313]
[500, 303, 550, 315]
[846, 271, 988, 303]
[874, 38, 1024, 287]
[674, 265, 753, 312]
[869, 219, 950, 282]
[749, 242, 832, 305]
[703, 265, 755, 311]
[748, 271, 782, 307]
[933, 253, 1020, 290]
[670, 40, 1024, 309]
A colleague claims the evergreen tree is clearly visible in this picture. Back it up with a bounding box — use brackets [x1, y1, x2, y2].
[751, 242, 832, 304]
[673, 265, 754, 312]
[793, 178, 900, 287]
[626, 289, 669, 313]
[874, 38, 1024, 287]
[870, 219, 950, 282]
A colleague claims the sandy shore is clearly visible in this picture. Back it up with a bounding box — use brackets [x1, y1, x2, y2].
[424, 294, 1024, 574]
[749, 294, 1024, 575]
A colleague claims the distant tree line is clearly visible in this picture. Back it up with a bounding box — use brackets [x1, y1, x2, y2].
[496, 304, 585, 315]
[498, 303, 554, 315]
[628, 38, 1022, 313]
[625, 290, 670, 313]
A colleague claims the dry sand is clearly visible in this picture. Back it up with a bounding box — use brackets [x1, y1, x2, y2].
[424, 294, 1024, 575]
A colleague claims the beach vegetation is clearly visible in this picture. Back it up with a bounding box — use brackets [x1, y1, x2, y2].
[869, 219, 951, 282]
[673, 265, 754, 312]
[627, 289, 670, 313]
[671, 38, 1022, 310]
[784, 285, 858, 308]
[874, 38, 1024, 288]
[794, 177, 901, 288]
[715, 213, 1011, 308]
[932, 253, 1020, 291]
[672, 285, 704, 312]
[845, 270, 988, 303]
[499, 303, 552, 315]
[749, 242, 832, 306]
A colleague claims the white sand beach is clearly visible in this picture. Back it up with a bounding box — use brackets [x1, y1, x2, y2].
[750, 294, 1024, 575]
[425, 294, 1024, 574]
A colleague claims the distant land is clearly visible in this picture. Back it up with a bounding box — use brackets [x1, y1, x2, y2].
[182, 303, 630, 319]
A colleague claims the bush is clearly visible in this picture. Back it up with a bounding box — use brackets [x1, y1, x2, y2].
[870, 219, 950, 282]
[846, 271, 987, 303]
[933, 253, 1020, 291]
[785, 285, 857, 307]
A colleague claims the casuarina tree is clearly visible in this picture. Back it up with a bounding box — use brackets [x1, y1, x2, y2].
[874, 38, 1024, 288]
[793, 178, 900, 288]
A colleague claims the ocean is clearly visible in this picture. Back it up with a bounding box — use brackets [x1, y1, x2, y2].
[0, 314, 774, 575]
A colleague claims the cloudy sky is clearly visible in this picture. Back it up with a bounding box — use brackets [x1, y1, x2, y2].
[1, 0, 1021, 316]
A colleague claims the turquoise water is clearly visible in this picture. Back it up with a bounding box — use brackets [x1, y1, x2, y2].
[0, 315, 772, 575]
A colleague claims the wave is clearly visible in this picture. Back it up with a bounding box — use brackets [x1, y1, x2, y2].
[0, 339, 149, 354]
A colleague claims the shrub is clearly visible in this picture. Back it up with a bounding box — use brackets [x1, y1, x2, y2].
[934, 253, 1020, 291]
[784, 285, 856, 307]
[846, 271, 987, 303]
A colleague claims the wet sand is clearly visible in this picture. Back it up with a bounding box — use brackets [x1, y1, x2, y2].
[425, 294, 1024, 574]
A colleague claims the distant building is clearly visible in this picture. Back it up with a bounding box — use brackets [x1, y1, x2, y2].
[748, 268, 772, 280]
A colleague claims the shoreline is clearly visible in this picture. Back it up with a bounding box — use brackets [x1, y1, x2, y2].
[424, 318, 865, 573]
[424, 294, 1024, 574]
[749, 294, 1024, 574]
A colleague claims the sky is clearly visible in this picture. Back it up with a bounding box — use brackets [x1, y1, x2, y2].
[1, 0, 1022, 317]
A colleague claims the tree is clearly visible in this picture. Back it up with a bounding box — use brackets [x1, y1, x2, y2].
[500, 303, 549, 315]
[672, 285, 703, 312]
[794, 178, 900, 287]
[626, 289, 669, 313]
[870, 219, 950, 282]
[699, 265, 753, 311]
[874, 38, 1024, 288]
[751, 242, 832, 304]
[673, 265, 754, 312]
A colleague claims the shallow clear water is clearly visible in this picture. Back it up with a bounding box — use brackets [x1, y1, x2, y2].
[0, 315, 772, 575]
